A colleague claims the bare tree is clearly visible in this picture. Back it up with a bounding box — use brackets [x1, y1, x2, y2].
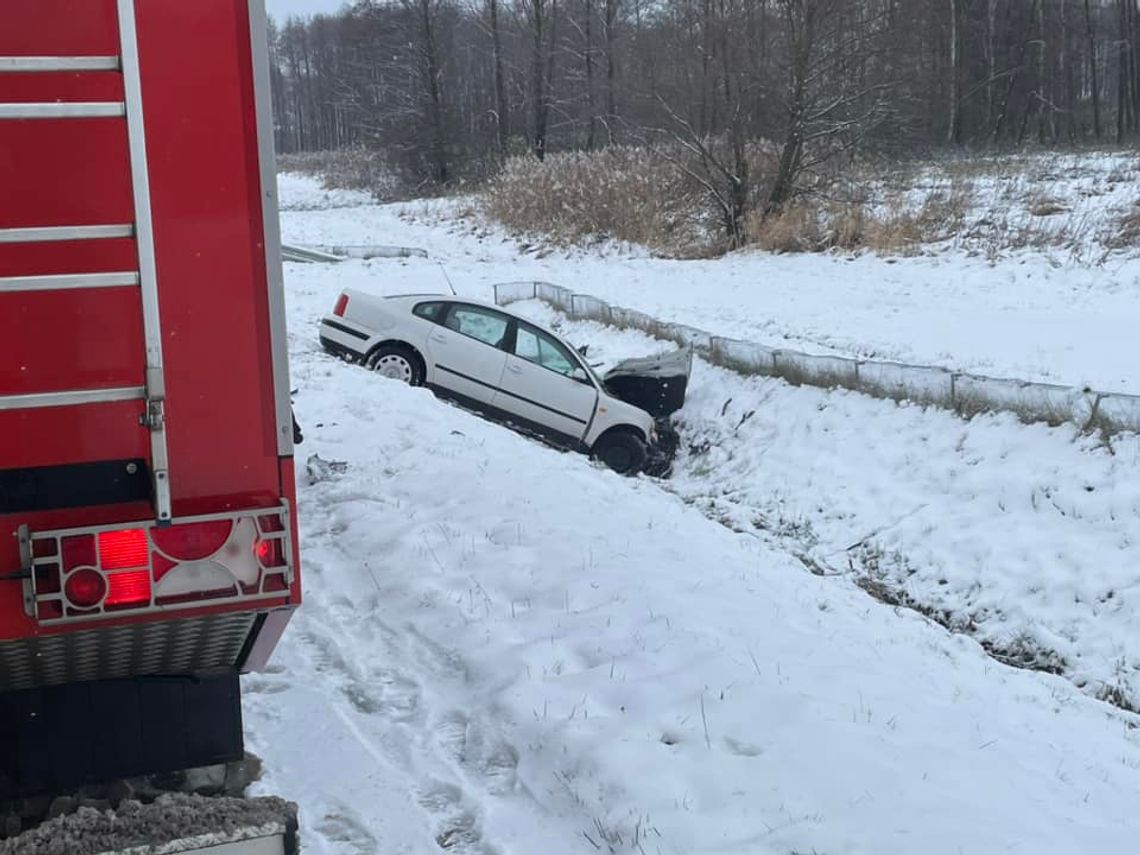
[488, 0, 512, 153]
[522, 0, 559, 159]
[401, 0, 451, 182]
[265, 0, 1132, 185]
[948, 0, 962, 145]
[765, 0, 890, 214]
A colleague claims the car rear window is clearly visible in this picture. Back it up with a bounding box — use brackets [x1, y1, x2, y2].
[446, 305, 510, 348]
[413, 301, 446, 322]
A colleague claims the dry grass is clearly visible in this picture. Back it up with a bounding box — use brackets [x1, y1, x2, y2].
[482, 147, 708, 256]
[748, 205, 822, 253]
[745, 181, 973, 257]
[1107, 205, 1140, 248]
[1028, 198, 1069, 217]
[277, 148, 406, 200]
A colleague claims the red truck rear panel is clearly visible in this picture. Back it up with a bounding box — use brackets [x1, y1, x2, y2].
[0, 1, 298, 680]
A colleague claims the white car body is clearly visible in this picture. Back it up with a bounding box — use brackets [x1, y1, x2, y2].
[319, 290, 658, 464]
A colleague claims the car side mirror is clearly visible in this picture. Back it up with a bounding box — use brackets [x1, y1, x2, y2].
[570, 367, 591, 384]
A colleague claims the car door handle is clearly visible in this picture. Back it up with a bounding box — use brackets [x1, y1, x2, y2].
[430, 332, 448, 343]
[506, 363, 523, 374]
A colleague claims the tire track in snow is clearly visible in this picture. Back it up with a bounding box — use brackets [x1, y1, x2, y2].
[273, 490, 526, 855]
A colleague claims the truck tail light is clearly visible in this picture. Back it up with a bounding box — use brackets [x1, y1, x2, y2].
[152, 521, 232, 561]
[333, 293, 349, 316]
[106, 570, 152, 607]
[64, 568, 107, 609]
[96, 529, 153, 608]
[99, 529, 149, 570]
[23, 504, 295, 625]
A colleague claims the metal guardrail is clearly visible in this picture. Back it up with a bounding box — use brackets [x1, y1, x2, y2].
[280, 243, 346, 264]
[493, 281, 1140, 435]
[280, 243, 428, 263]
[326, 244, 429, 259]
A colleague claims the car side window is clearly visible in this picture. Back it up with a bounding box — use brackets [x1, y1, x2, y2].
[515, 324, 580, 378]
[413, 301, 446, 323]
[444, 305, 510, 348]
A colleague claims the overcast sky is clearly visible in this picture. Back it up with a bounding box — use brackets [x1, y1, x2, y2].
[265, 0, 348, 21]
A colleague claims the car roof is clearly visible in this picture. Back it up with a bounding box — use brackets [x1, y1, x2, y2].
[349, 290, 530, 320]
[342, 290, 580, 348]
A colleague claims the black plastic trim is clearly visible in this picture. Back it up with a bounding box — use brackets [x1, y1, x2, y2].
[319, 335, 362, 362]
[321, 318, 369, 340]
[0, 459, 151, 514]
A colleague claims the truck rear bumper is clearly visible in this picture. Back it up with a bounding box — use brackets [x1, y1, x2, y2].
[0, 611, 260, 693]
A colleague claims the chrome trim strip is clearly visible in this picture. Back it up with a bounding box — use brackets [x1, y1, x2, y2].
[0, 272, 139, 293]
[0, 224, 133, 243]
[248, 0, 294, 457]
[0, 386, 146, 411]
[119, 0, 172, 523]
[0, 56, 121, 72]
[0, 102, 125, 118]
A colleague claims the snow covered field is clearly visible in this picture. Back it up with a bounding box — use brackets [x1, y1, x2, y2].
[278, 170, 1140, 394]
[508, 303, 1140, 707]
[253, 174, 1140, 853]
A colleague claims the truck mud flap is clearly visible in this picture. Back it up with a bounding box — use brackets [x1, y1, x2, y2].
[0, 671, 243, 798]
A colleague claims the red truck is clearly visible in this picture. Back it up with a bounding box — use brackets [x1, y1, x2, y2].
[0, 1, 301, 845]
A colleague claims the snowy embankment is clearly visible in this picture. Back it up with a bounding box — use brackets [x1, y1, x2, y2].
[510, 302, 1140, 711]
[254, 330, 1140, 855]
[278, 170, 1140, 393]
[252, 174, 1140, 854]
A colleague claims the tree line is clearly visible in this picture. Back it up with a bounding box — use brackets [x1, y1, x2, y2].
[268, 0, 1140, 214]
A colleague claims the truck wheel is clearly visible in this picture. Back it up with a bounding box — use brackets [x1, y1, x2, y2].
[593, 431, 648, 475]
[367, 345, 423, 386]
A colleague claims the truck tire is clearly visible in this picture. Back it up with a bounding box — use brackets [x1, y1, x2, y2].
[593, 431, 648, 475]
[367, 344, 423, 386]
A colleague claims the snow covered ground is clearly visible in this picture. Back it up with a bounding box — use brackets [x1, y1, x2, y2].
[278, 170, 1140, 394]
[253, 174, 1140, 853]
[508, 302, 1140, 709]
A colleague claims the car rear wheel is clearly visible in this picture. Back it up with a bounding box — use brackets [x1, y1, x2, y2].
[593, 431, 648, 476]
[367, 345, 423, 386]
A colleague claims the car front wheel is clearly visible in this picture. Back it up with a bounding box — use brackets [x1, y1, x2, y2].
[367, 345, 424, 386]
[593, 431, 648, 475]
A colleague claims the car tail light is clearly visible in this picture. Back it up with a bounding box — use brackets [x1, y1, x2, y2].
[333, 293, 349, 316]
